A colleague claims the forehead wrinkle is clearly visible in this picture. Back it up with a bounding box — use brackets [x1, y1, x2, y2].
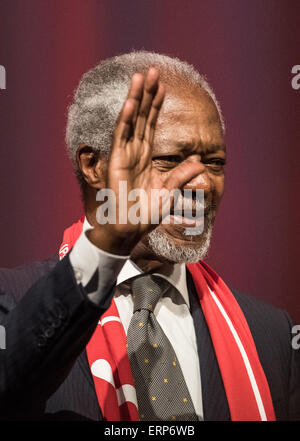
[176, 141, 226, 156]
[199, 143, 226, 155]
[154, 136, 226, 155]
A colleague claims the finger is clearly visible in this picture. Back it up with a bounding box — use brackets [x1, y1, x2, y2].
[113, 99, 136, 148]
[134, 67, 160, 141]
[113, 74, 144, 148]
[127, 72, 144, 127]
[144, 82, 165, 145]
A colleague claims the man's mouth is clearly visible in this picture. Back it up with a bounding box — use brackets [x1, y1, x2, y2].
[171, 209, 199, 224]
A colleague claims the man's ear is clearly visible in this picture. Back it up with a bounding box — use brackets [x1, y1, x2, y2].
[76, 144, 107, 189]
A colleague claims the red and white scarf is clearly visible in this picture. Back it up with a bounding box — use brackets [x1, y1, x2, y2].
[59, 217, 276, 421]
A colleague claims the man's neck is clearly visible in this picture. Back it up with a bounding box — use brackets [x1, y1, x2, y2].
[130, 240, 175, 275]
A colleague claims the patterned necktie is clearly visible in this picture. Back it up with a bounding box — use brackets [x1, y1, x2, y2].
[126, 274, 198, 421]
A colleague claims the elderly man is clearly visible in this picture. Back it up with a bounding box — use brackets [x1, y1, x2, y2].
[0, 51, 299, 421]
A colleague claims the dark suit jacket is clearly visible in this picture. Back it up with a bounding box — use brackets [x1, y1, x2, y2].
[0, 255, 299, 421]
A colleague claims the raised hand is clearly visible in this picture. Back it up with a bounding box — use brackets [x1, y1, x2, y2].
[88, 67, 203, 255]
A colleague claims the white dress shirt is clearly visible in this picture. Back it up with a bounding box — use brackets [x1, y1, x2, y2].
[69, 218, 203, 420]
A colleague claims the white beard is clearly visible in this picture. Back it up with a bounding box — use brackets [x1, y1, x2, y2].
[147, 222, 213, 264]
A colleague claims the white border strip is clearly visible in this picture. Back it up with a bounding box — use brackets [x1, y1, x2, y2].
[209, 290, 267, 421]
[99, 316, 122, 326]
[116, 384, 138, 408]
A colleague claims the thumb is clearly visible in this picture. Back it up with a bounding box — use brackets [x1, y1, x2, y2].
[165, 162, 204, 192]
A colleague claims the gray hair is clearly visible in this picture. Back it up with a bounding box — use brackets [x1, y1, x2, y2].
[66, 50, 225, 178]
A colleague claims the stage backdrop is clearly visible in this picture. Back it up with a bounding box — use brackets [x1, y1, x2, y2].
[0, 0, 299, 322]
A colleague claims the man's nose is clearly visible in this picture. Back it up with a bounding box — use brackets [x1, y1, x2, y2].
[183, 156, 212, 193]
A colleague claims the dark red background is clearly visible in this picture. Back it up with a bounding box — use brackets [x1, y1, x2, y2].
[0, 0, 299, 322]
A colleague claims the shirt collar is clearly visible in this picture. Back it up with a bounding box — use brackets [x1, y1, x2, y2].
[117, 259, 189, 307]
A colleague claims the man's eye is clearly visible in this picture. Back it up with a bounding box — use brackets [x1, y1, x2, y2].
[152, 156, 181, 167]
[203, 158, 226, 171]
